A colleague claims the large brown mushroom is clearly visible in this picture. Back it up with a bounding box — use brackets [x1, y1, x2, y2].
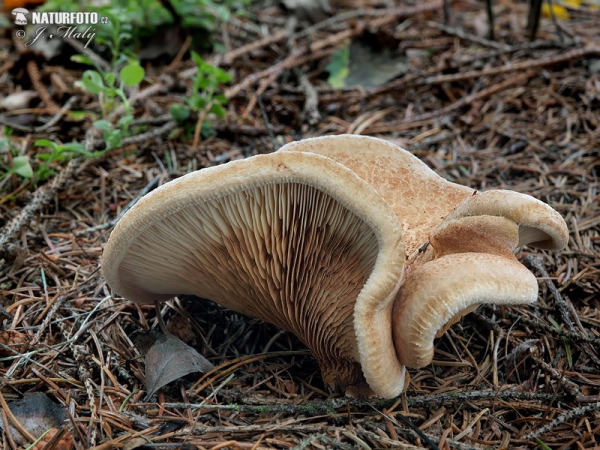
[103, 135, 569, 399]
[102, 151, 408, 397]
[279, 135, 569, 371]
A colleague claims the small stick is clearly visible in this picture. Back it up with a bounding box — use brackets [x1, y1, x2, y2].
[428, 21, 508, 50]
[0, 157, 80, 248]
[524, 401, 600, 440]
[256, 94, 278, 152]
[522, 256, 575, 331]
[416, 45, 600, 86]
[485, 0, 495, 40]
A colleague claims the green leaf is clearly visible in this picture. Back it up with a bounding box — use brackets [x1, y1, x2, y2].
[67, 111, 87, 121]
[105, 72, 116, 87]
[170, 103, 190, 123]
[210, 103, 226, 117]
[82, 70, 105, 95]
[326, 45, 350, 88]
[191, 51, 204, 67]
[215, 70, 232, 83]
[12, 156, 33, 178]
[188, 95, 207, 111]
[70, 55, 95, 67]
[536, 438, 552, 450]
[94, 120, 112, 131]
[61, 142, 91, 157]
[117, 116, 132, 128]
[104, 129, 123, 150]
[35, 139, 57, 149]
[119, 62, 145, 86]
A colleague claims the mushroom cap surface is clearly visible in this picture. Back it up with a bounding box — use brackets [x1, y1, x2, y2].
[102, 151, 408, 398]
[279, 134, 475, 256]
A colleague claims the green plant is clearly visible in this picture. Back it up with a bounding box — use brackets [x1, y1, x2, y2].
[32, 139, 101, 183]
[81, 60, 145, 150]
[0, 132, 34, 184]
[173, 0, 250, 32]
[170, 51, 231, 138]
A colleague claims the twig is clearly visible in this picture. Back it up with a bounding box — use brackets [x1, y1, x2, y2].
[505, 312, 600, 347]
[384, 69, 537, 126]
[30, 275, 101, 346]
[225, 2, 446, 100]
[161, 389, 562, 415]
[415, 45, 600, 86]
[0, 158, 80, 248]
[26, 61, 59, 111]
[0, 96, 78, 133]
[428, 21, 508, 50]
[291, 433, 355, 450]
[62, 32, 111, 72]
[485, 0, 495, 40]
[524, 402, 600, 440]
[222, 32, 289, 66]
[293, 1, 443, 40]
[92, 120, 178, 149]
[522, 256, 575, 330]
[256, 94, 278, 152]
[298, 72, 321, 125]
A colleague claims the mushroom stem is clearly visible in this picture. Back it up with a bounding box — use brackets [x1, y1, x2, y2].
[392, 253, 538, 368]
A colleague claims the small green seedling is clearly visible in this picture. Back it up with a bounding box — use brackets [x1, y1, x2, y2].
[81, 60, 145, 150]
[170, 52, 231, 138]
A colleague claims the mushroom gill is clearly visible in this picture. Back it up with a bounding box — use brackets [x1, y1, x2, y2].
[102, 151, 407, 398]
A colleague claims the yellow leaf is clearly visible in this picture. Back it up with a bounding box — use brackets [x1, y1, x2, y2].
[542, 3, 570, 19]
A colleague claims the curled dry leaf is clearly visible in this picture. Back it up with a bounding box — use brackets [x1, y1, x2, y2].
[145, 332, 214, 399]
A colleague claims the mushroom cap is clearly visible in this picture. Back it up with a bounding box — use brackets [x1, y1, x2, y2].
[392, 252, 539, 368]
[392, 193, 568, 369]
[441, 190, 569, 250]
[278, 134, 475, 256]
[102, 151, 407, 398]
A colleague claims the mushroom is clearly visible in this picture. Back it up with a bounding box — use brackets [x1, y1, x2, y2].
[103, 135, 569, 399]
[278, 135, 569, 370]
[102, 151, 408, 397]
[12, 8, 29, 26]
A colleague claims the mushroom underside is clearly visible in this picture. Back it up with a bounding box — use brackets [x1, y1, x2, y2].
[119, 182, 380, 388]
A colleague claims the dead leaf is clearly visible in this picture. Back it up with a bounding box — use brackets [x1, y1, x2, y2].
[145, 332, 214, 399]
[0, 91, 38, 111]
[0, 392, 67, 446]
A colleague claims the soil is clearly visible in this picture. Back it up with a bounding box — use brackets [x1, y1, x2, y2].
[0, 1, 599, 449]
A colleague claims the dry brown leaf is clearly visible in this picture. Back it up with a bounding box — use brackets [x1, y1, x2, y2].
[145, 332, 214, 399]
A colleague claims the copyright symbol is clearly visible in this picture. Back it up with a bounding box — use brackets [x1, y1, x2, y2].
[15, 30, 26, 39]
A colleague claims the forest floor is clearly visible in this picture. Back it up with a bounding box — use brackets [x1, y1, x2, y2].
[0, 0, 599, 449]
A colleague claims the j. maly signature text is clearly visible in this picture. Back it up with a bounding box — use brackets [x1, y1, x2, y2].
[25, 26, 96, 49]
